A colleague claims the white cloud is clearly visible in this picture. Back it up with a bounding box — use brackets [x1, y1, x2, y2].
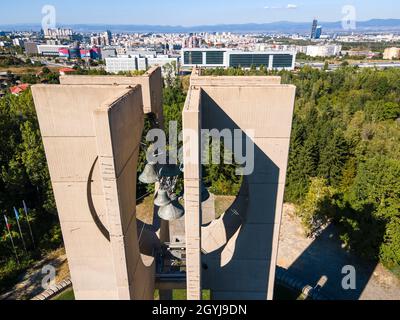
[286, 4, 298, 9]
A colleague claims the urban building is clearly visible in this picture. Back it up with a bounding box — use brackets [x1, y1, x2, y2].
[106, 57, 142, 73]
[59, 67, 76, 76]
[24, 42, 38, 55]
[306, 45, 342, 57]
[106, 55, 179, 73]
[10, 83, 30, 95]
[315, 26, 322, 39]
[310, 19, 318, 39]
[58, 48, 70, 58]
[126, 50, 157, 58]
[91, 31, 113, 46]
[101, 47, 117, 59]
[43, 28, 73, 40]
[147, 56, 179, 70]
[12, 38, 24, 47]
[181, 48, 296, 70]
[37, 44, 68, 56]
[383, 47, 400, 60]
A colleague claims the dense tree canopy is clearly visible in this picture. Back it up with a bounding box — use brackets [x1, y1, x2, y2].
[204, 66, 400, 274]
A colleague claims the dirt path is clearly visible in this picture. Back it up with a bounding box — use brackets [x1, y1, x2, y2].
[277, 204, 400, 300]
[0, 248, 70, 300]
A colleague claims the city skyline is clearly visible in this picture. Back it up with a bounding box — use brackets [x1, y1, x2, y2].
[0, 0, 399, 26]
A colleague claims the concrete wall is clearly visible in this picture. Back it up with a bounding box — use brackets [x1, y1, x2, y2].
[182, 87, 203, 300]
[32, 84, 155, 300]
[60, 66, 164, 126]
[183, 72, 296, 300]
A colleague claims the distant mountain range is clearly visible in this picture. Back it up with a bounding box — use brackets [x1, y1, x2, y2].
[2, 19, 400, 34]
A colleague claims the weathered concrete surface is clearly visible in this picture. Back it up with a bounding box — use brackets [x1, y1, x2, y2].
[182, 87, 202, 300]
[32, 84, 155, 300]
[60, 66, 164, 126]
[183, 71, 296, 300]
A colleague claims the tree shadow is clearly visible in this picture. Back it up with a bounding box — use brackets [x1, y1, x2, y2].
[283, 205, 385, 300]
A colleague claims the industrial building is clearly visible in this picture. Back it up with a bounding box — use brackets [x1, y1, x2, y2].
[37, 44, 68, 56]
[383, 47, 400, 60]
[106, 56, 179, 73]
[181, 48, 296, 70]
[306, 45, 342, 57]
[24, 42, 38, 55]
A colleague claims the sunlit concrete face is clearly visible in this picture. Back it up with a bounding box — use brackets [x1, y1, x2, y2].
[32, 84, 155, 300]
[183, 70, 296, 300]
[59, 66, 164, 126]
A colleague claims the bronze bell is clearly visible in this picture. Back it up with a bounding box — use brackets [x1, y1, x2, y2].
[139, 163, 158, 184]
[158, 164, 181, 178]
[158, 194, 184, 221]
[154, 189, 171, 207]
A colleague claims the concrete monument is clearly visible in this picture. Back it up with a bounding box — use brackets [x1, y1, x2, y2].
[183, 69, 296, 300]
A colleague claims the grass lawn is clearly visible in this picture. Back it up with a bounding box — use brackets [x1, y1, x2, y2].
[154, 289, 211, 300]
[136, 195, 154, 224]
[52, 288, 75, 300]
[214, 195, 236, 218]
[0, 66, 59, 74]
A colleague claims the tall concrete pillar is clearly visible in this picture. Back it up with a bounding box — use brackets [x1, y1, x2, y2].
[182, 71, 296, 300]
[183, 87, 202, 300]
[32, 84, 155, 300]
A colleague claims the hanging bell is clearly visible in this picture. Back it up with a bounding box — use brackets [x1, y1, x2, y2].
[158, 194, 185, 221]
[158, 164, 181, 178]
[139, 163, 158, 184]
[201, 182, 210, 202]
[154, 189, 171, 207]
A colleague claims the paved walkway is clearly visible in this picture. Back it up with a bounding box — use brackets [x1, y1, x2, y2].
[0, 248, 69, 300]
[277, 204, 400, 300]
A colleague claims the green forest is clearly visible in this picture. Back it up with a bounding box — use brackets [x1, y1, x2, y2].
[204, 66, 400, 275]
[285, 66, 400, 275]
[0, 65, 399, 293]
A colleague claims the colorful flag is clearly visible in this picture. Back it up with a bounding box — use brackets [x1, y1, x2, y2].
[13, 208, 27, 254]
[14, 207, 20, 221]
[4, 215, 11, 230]
[22, 200, 35, 248]
[3, 215, 20, 265]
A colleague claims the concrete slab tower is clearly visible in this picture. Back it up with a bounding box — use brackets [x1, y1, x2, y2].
[31, 68, 164, 300]
[183, 69, 296, 300]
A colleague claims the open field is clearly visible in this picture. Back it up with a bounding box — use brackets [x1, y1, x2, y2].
[0, 66, 59, 74]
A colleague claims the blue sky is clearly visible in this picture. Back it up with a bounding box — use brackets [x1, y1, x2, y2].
[1, 0, 399, 25]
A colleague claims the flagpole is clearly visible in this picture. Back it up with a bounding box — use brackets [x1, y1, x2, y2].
[14, 207, 27, 254]
[4, 215, 20, 266]
[22, 201, 35, 248]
